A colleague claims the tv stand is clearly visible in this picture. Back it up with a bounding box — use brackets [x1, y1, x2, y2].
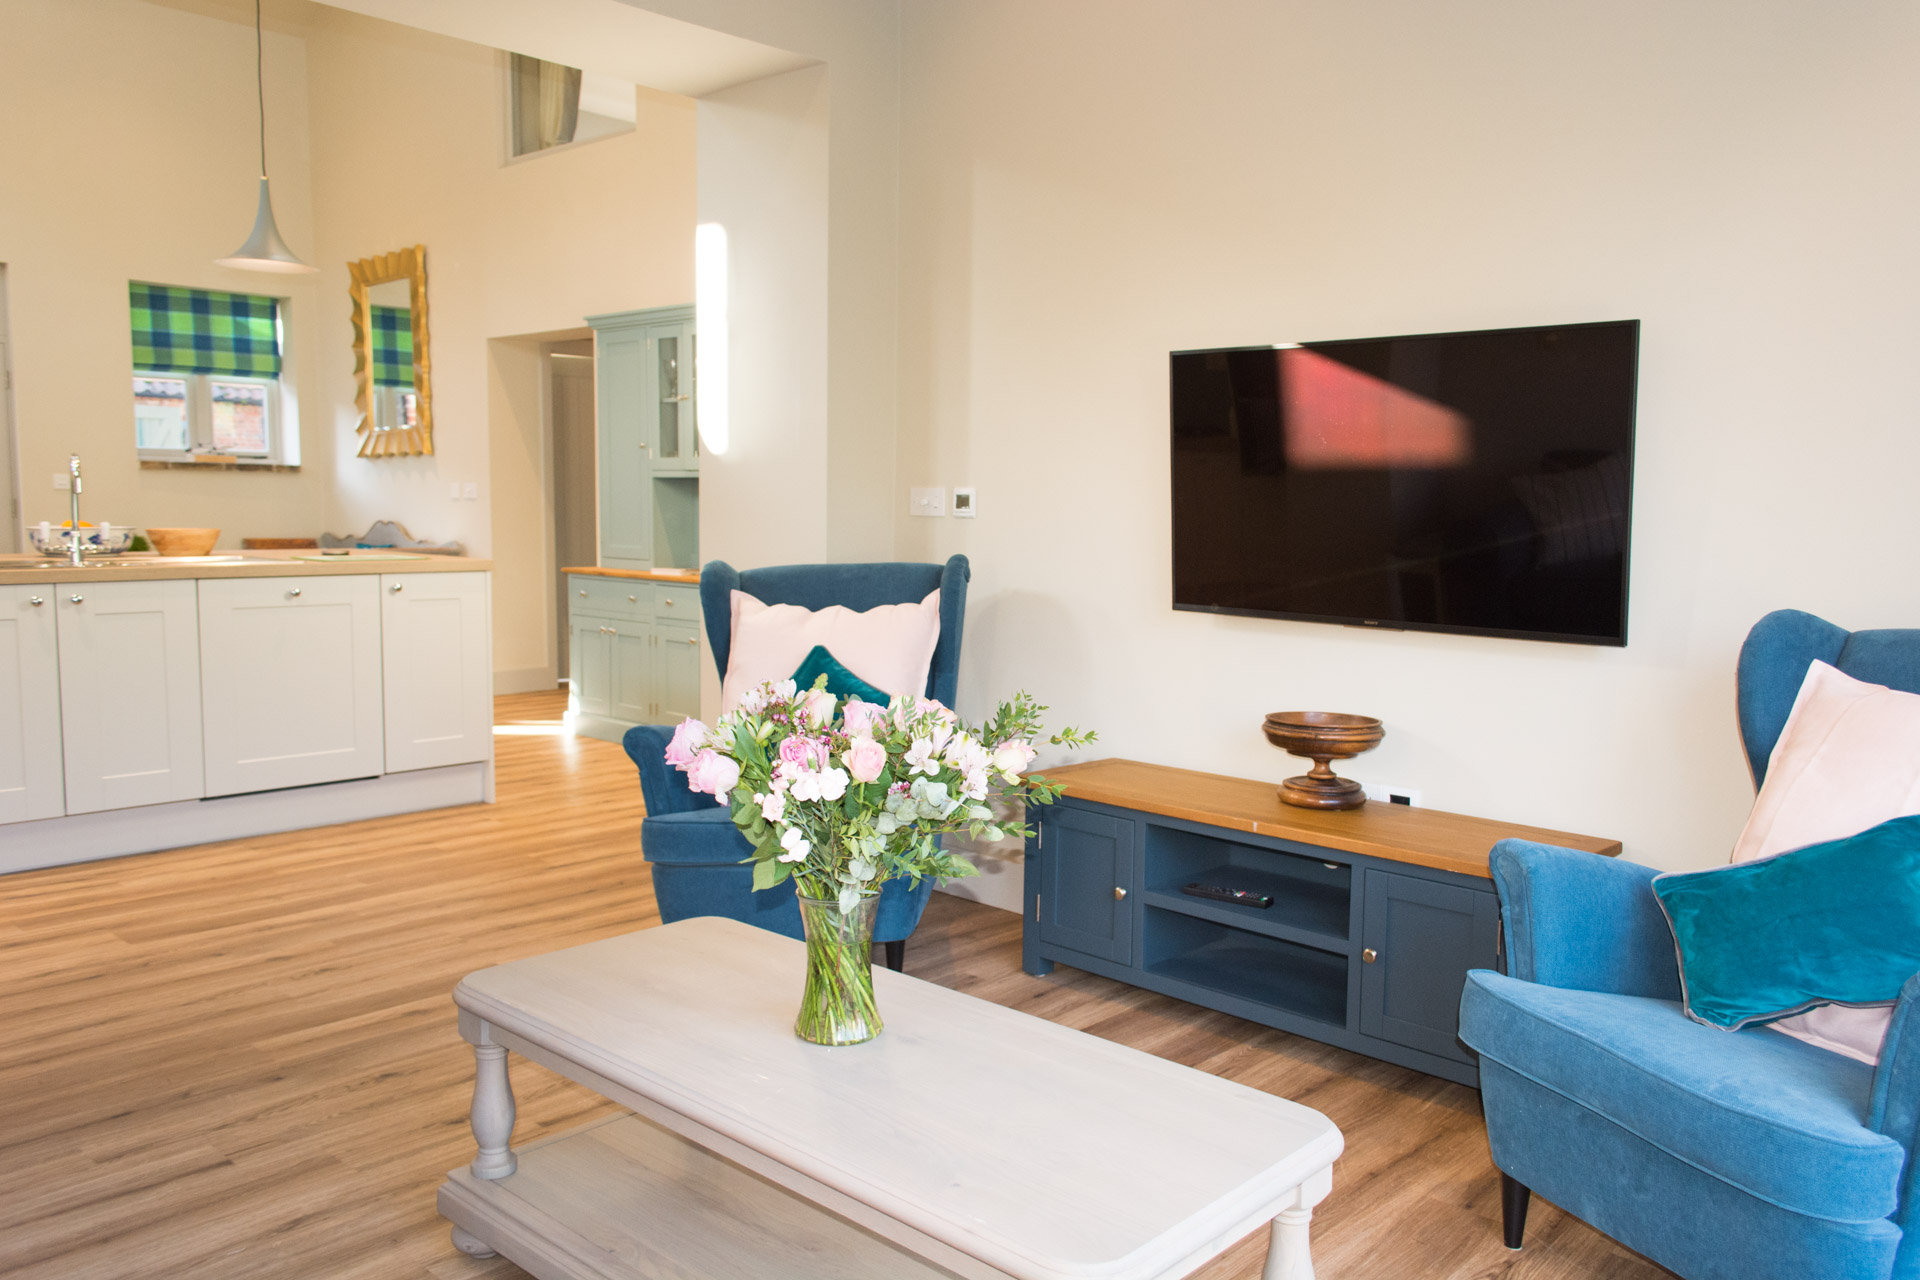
[1022, 759, 1621, 1086]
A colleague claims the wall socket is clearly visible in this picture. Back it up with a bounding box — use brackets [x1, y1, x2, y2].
[1362, 783, 1423, 807]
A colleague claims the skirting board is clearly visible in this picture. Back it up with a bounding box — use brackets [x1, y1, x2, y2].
[0, 761, 491, 876]
[495, 666, 561, 695]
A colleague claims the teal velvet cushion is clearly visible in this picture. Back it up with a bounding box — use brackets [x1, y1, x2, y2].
[1653, 814, 1920, 1031]
[790, 644, 890, 704]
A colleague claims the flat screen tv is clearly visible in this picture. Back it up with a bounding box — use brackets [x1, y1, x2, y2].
[1171, 320, 1639, 646]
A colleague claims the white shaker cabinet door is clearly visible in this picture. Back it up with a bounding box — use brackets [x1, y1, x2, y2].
[57, 579, 204, 814]
[381, 572, 491, 772]
[0, 586, 65, 822]
[198, 575, 384, 796]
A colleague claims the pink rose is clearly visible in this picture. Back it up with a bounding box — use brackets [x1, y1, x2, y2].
[686, 749, 741, 797]
[991, 739, 1037, 778]
[664, 718, 709, 769]
[800, 687, 836, 729]
[778, 734, 828, 769]
[841, 698, 887, 738]
[843, 736, 888, 784]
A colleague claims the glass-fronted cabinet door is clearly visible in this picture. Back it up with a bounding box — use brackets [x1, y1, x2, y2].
[651, 320, 698, 473]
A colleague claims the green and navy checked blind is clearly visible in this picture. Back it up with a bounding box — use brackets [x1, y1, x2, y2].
[129, 283, 281, 378]
[371, 305, 414, 388]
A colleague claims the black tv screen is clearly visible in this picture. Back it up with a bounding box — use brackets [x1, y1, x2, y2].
[1171, 320, 1638, 645]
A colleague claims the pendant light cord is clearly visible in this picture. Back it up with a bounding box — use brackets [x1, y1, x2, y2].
[254, 0, 267, 178]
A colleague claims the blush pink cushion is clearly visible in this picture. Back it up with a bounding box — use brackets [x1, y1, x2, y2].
[718, 589, 942, 714]
[1729, 660, 1920, 1064]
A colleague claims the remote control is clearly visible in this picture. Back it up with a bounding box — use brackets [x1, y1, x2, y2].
[1181, 882, 1273, 909]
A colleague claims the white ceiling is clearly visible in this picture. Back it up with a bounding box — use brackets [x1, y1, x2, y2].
[314, 0, 817, 97]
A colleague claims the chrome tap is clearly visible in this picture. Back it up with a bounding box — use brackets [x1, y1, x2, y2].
[67, 455, 83, 567]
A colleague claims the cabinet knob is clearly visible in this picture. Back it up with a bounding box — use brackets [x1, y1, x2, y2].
[684, 637, 697, 646]
[627, 594, 637, 602]
[68, 594, 83, 604]
[579, 590, 587, 597]
[661, 597, 673, 605]
[390, 583, 403, 593]
[1113, 886, 1128, 900]
[288, 587, 302, 598]
[1362, 948, 1379, 964]
[28, 596, 43, 606]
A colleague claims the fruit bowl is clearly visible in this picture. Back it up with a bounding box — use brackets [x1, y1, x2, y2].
[145, 527, 222, 557]
[28, 524, 136, 557]
[1261, 711, 1384, 810]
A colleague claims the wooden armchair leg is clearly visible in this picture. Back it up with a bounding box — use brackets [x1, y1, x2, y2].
[883, 940, 905, 972]
[1501, 1172, 1531, 1250]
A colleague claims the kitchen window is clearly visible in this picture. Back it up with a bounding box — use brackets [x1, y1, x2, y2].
[130, 283, 291, 464]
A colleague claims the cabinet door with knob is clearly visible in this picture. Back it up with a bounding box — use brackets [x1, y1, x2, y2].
[0, 585, 66, 821]
[1036, 806, 1136, 964]
[1357, 869, 1500, 1064]
[198, 576, 383, 796]
[58, 579, 204, 813]
[381, 572, 491, 772]
[653, 619, 701, 723]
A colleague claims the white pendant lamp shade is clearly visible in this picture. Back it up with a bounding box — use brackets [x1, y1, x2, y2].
[216, 0, 317, 274]
[216, 176, 316, 274]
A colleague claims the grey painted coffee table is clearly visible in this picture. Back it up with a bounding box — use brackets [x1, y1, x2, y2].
[438, 917, 1343, 1280]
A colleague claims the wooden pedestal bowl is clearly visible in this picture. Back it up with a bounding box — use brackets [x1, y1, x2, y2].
[1261, 711, 1384, 810]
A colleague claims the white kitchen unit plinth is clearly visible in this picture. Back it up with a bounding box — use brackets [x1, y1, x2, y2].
[58, 579, 204, 814]
[199, 575, 385, 796]
[0, 585, 65, 822]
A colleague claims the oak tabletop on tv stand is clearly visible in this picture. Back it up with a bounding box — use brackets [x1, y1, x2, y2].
[1039, 758, 1621, 878]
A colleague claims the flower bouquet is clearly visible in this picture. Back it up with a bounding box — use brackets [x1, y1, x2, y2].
[666, 678, 1094, 1045]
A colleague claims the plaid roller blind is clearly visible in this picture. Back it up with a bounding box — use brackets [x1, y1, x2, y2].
[371, 305, 414, 388]
[130, 283, 281, 378]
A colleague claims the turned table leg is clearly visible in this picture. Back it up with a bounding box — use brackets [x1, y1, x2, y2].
[1262, 1206, 1315, 1280]
[469, 1041, 517, 1180]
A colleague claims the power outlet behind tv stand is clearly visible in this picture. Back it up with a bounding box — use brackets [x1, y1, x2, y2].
[1020, 759, 1621, 1087]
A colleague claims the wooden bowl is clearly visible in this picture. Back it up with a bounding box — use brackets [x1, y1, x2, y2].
[1261, 711, 1384, 810]
[145, 527, 221, 557]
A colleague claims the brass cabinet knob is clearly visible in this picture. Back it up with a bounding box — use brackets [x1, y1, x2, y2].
[1362, 948, 1379, 964]
[1113, 886, 1128, 900]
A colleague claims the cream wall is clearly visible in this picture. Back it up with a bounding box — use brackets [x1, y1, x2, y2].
[302, 8, 696, 688]
[892, 0, 1920, 879]
[0, 0, 331, 544]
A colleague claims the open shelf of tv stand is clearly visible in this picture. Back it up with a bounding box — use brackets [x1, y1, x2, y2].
[1021, 758, 1621, 1087]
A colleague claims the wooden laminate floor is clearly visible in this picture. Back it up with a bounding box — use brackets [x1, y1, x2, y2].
[0, 691, 1672, 1280]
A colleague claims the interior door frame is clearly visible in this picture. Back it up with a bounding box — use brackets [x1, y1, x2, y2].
[0, 266, 21, 551]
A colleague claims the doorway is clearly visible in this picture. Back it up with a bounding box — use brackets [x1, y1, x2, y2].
[0, 266, 18, 552]
[549, 342, 596, 676]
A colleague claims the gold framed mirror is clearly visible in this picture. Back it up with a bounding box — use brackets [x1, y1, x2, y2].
[349, 245, 433, 457]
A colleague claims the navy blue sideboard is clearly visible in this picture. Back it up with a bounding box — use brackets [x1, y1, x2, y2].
[1021, 759, 1622, 1088]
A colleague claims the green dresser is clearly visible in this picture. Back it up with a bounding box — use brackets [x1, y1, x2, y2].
[567, 574, 702, 742]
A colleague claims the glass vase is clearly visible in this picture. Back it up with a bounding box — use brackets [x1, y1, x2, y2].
[794, 894, 882, 1046]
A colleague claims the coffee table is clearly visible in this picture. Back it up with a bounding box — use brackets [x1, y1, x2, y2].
[438, 917, 1343, 1279]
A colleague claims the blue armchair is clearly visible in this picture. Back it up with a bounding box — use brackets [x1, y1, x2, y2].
[1459, 609, 1920, 1280]
[623, 556, 971, 971]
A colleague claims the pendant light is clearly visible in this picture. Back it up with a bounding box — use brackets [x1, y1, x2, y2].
[215, 0, 317, 274]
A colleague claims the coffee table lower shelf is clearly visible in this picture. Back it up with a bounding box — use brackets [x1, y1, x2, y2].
[438, 1113, 957, 1280]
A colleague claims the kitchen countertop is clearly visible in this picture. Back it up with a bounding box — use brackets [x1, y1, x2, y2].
[0, 549, 492, 585]
[561, 565, 700, 585]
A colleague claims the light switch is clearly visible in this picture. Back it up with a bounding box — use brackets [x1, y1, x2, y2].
[52, 472, 71, 491]
[909, 487, 944, 518]
[462, 482, 479, 501]
[449, 482, 461, 500]
[952, 487, 976, 518]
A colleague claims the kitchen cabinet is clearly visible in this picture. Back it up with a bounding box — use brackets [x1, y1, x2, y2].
[57, 579, 204, 814]
[0, 585, 64, 822]
[197, 575, 384, 796]
[381, 571, 492, 772]
[586, 305, 698, 572]
[566, 574, 703, 741]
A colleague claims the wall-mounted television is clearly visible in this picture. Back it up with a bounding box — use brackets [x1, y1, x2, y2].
[1171, 320, 1638, 646]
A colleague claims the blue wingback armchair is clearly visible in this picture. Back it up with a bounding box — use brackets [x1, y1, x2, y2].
[1459, 609, 1920, 1280]
[623, 556, 970, 971]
